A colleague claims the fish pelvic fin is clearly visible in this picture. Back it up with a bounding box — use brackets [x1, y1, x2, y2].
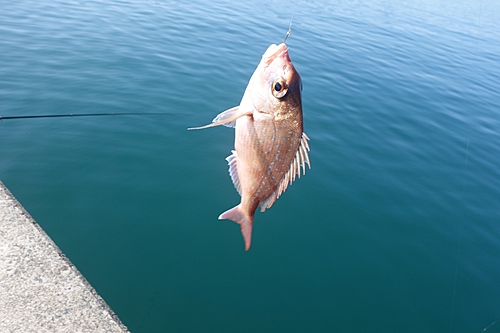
[188, 106, 249, 130]
[219, 205, 254, 251]
[260, 132, 311, 212]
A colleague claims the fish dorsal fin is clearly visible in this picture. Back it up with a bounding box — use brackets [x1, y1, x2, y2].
[188, 106, 248, 130]
[225, 150, 242, 195]
[260, 132, 311, 212]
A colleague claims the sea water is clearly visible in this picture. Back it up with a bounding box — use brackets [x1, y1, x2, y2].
[1, 0, 499, 332]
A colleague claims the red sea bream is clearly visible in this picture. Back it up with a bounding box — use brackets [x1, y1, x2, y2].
[189, 43, 310, 250]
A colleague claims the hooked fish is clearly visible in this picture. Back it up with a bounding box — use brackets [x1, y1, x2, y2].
[189, 42, 310, 250]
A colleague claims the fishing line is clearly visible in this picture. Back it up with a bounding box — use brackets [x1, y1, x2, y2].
[483, 318, 500, 332]
[449, 138, 470, 328]
[283, 0, 297, 43]
[449, 0, 484, 329]
[0, 112, 175, 121]
[136, 268, 169, 332]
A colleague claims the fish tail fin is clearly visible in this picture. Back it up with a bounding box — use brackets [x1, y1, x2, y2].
[219, 205, 254, 251]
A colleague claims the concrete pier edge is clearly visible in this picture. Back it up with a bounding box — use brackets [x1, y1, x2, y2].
[0, 181, 130, 332]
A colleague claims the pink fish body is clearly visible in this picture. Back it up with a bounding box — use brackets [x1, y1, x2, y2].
[189, 43, 310, 250]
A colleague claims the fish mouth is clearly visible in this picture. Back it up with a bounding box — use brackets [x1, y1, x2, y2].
[262, 43, 290, 65]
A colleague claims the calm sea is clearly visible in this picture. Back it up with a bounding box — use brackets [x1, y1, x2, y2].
[1, 0, 499, 332]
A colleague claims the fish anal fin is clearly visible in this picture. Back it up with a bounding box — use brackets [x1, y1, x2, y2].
[188, 106, 248, 130]
[225, 150, 242, 196]
[260, 192, 278, 213]
[259, 132, 311, 212]
[219, 205, 254, 250]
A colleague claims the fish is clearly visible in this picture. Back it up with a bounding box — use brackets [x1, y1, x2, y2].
[189, 42, 310, 250]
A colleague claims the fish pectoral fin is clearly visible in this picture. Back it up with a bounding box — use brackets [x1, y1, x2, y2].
[212, 106, 248, 128]
[260, 132, 311, 212]
[187, 106, 249, 130]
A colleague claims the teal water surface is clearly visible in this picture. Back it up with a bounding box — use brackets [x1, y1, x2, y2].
[1, 1, 500, 332]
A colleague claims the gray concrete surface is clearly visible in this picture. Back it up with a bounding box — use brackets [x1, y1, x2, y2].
[0, 181, 130, 333]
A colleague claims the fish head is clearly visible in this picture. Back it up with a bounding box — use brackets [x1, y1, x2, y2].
[244, 43, 302, 116]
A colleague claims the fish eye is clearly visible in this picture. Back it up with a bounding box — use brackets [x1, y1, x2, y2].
[272, 78, 288, 98]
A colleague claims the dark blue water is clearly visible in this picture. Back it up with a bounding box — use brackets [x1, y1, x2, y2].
[2, 1, 500, 332]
